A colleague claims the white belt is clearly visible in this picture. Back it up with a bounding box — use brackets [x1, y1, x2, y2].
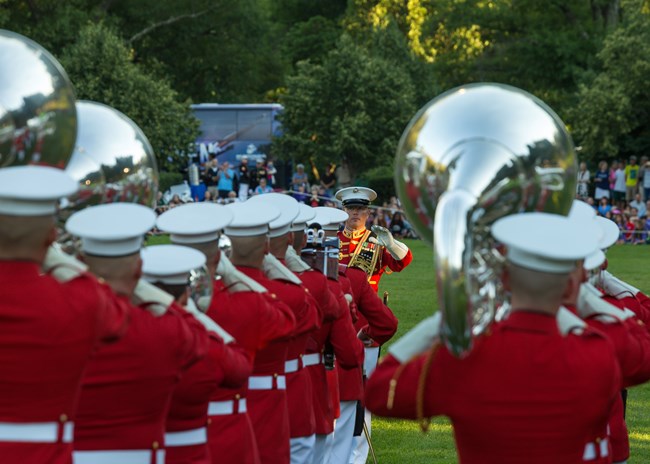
[583, 437, 609, 460]
[0, 421, 73, 443]
[248, 375, 286, 390]
[73, 449, 165, 464]
[285, 353, 323, 373]
[303, 353, 322, 367]
[164, 427, 207, 447]
[207, 399, 247, 415]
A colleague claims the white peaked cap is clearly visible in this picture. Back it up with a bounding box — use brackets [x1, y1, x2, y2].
[584, 249, 606, 271]
[141, 244, 206, 285]
[569, 200, 619, 250]
[335, 186, 377, 207]
[0, 165, 78, 216]
[157, 203, 233, 244]
[311, 206, 349, 231]
[66, 203, 156, 257]
[224, 201, 280, 237]
[246, 193, 300, 238]
[291, 204, 316, 232]
[492, 212, 600, 273]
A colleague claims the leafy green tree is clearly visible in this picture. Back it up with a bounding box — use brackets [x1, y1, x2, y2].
[572, 8, 650, 159]
[59, 23, 198, 172]
[282, 16, 341, 66]
[275, 34, 416, 180]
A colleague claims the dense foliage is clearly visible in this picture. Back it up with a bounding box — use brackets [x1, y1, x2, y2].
[1, 0, 648, 174]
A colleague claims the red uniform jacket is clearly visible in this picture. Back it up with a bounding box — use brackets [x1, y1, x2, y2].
[206, 278, 296, 464]
[239, 266, 319, 464]
[337, 267, 398, 402]
[166, 338, 250, 464]
[366, 311, 621, 464]
[74, 303, 208, 453]
[308, 278, 364, 435]
[0, 262, 130, 464]
[338, 227, 413, 291]
[596, 289, 650, 462]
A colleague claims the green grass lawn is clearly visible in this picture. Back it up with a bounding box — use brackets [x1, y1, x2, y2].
[373, 239, 650, 463]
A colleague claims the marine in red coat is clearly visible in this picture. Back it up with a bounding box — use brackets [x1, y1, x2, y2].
[140, 244, 251, 464]
[0, 166, 130, 464]
[206, 257, 296, 464]
[246, 193, 323, 464]
[367, 212, 621, 464]
[65, 203, 211, 464]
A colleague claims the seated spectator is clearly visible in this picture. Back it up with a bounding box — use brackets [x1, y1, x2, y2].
[293, 184, 309, 204]
[291, 163, 309, 192]
[203, 190, 215, 202]
[373, 207, 389, 229]
[253, 177, 273, 195]
[633, 218, 647, 244]
[630, 192, 646, 217]
[597, 197, 612, 217]
[308, 185, 321, 207]
[390, 212, 407, 238]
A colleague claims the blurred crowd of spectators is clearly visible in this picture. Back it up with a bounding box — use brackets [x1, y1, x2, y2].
[576, 155, 650, 244]
[153, 156, 419, 239]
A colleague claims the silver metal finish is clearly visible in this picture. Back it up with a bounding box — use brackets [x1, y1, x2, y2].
[395, 83, 576, 356]
[0, 29, 77, 167]
[190, 266, 213, 312]
[64, 100, 158, 214]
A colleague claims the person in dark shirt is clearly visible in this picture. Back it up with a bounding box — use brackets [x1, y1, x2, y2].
[237, 156, 251, 201]
[594, 160, 610, 200]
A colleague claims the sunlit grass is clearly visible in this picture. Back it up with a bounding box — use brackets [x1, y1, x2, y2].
[373, 240, 650, 463]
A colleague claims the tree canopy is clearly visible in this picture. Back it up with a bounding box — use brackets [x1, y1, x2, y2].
[1, 0, 648, 174]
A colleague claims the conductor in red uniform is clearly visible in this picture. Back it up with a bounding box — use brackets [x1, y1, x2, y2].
[0, 166, 130, 464]
[366, 212, 621, 464]
[66, 203, 210, 464]
[335, 187, 412, 292]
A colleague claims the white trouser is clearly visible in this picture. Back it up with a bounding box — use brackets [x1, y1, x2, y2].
[328, 401, 357, 464]
[73, 450, 165, 464]
[349, 346, 380, 464]
[290, 434, 315, 464]
[313, 433, 333, 464]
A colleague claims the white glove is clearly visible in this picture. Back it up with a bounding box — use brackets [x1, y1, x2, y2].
[263, 254, 303, 285]
[284, 246, 311, 273]
[132, 279, 174, 316]
[577, 282, 633, 321]
[600, 271, 640, 299]
[371, 225, 409, 260]
[43, 244, 88, 283]
[556, 306, 587, 336]
[185, 298, 235, 343]
[216, 254, 267, 293]
[388, 312, 441, 363]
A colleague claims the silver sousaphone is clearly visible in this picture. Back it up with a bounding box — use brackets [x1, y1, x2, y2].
[395, 83, 577, 356]
[0, 29, 77, 168]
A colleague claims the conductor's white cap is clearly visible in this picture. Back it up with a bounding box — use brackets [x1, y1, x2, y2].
[141, 244, 206, 285]
[335, 186, 377, 207]
[224, 201, 280, 237]
[157, 203, 233, 244]
[66, 203, 156, 256]
[492, 212, 599, 273]
[0, 166, 78, 216]
[246, 193, 300, 238]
